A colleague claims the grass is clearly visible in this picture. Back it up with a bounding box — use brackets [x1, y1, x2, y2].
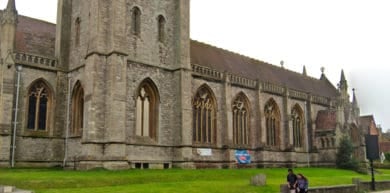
[0, 167, 389, 193]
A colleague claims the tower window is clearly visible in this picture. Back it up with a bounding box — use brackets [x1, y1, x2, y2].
[132, 7, 141, 36]
[71, 81, 84, 136]
[135, 79, 159, 140]
[75, 17, 81, 47]
[157, 15, 166, 43]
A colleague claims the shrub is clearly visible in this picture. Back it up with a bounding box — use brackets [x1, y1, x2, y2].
[336, 136, 359, 170]
[385, 152, 390, 162]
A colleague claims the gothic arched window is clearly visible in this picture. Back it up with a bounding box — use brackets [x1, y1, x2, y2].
[71, 81, 84, 136]
[136, 79, 159, 140]
[232, 92, 250, 145]
[75, 17, 81, 47]
[291, 104, 304, 148]
[192, 85, 216, 144]
[157, 15, 166, 43]
[131, 7, 141, 36]
[27, 80, 52, 131]
[264, 99, 280, 147]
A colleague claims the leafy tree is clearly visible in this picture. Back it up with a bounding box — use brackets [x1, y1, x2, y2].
[336, 136, 359, 170]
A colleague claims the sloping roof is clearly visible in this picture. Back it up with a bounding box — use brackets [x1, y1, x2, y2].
[315, 110, 337, 130]
[15, 15, 56, 57]
[190, 40, 339, 98]
[360, 115, 379, 135]
[380, 142, 390, 153]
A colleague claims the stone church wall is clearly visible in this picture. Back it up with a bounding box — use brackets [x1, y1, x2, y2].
[17, 67, 58, 135]
[126, 61, 179, 146]
[124, 0, 181, 70]
[15, 136, 63, 167]
[0, 136, 10, 166]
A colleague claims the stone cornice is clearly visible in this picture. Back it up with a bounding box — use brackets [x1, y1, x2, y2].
[191, 64, 332, 106]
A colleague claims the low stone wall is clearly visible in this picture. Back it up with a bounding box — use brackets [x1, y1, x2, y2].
[354, 178, 390, 192]
[280, 179, 390, 193]
[280, 184, 356, 193]
[309, 185, 357, 193]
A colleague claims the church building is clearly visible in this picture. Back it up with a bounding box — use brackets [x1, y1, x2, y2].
[0, 0, 377, 169]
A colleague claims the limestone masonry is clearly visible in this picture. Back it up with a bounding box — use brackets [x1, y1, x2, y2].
[0, 0, 379, 170]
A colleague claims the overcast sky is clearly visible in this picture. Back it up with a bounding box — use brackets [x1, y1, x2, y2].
[1, 0, 389, 131]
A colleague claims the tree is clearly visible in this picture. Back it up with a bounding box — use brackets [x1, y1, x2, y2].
[336, 136, 359, 170]
[385, 152, 390, 162]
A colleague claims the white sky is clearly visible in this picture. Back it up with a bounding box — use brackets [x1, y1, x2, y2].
[1, 0, 389, 131]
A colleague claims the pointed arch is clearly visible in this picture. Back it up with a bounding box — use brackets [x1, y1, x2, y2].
[157, 15, 166, 43]
[264, 98, 281, 147]
[131, 6, 141, 36]
[232, 92, 250, 145]
[135, 78, 159, 140]
[26, 79, 53, 131]
[192, 84, 217, 144]
[291, 104, 304, 148]
[71, 81, 84, 136]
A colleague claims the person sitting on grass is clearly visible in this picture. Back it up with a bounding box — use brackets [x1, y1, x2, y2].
[286, 168, 297, 193]
[296, 173, 308, 193]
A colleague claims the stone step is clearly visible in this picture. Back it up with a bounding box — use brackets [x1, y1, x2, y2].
[12, 190, 33, 193]
[0, 186, 15, 193]
[0, 186, 33, 193]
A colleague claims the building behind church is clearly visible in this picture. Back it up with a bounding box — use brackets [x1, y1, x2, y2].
[0, 0, 380, 170]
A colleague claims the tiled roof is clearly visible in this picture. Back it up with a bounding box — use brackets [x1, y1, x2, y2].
[315, 110, 337, 130]
[380, 142, 390, 153]
[190, 40, 339, 98]
[15, 15, 56, 57]
[359, 115, 378, 135]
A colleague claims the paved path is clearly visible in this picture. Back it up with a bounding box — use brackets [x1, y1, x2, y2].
[372, 191, 390, 193]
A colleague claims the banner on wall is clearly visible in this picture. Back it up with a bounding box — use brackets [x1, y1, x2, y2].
[235, 150, 251, 164]
[197, 148, 212, 156]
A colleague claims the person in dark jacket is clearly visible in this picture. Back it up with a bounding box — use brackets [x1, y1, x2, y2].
[296, 173, 309, 193]
[286, 168, 297, 193]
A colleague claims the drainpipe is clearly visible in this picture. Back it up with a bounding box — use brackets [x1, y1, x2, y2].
[11, 65, 22, 168]
[304, 101, 310, 167]
[63, 74, 71, 167]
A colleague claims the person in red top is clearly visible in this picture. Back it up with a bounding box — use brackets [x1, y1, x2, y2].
[286, 168, 297, 193]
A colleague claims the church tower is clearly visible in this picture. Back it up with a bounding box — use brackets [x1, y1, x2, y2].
[336, 70, 350, 126]
[56, 0, 191, 169]
[333, 69, 351, 148]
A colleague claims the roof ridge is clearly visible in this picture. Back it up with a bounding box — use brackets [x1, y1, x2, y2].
[19, 14, 56, 25]
[190, 39, 322, 82]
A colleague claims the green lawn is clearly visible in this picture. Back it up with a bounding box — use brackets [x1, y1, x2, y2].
[0, 167, 389, 193]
